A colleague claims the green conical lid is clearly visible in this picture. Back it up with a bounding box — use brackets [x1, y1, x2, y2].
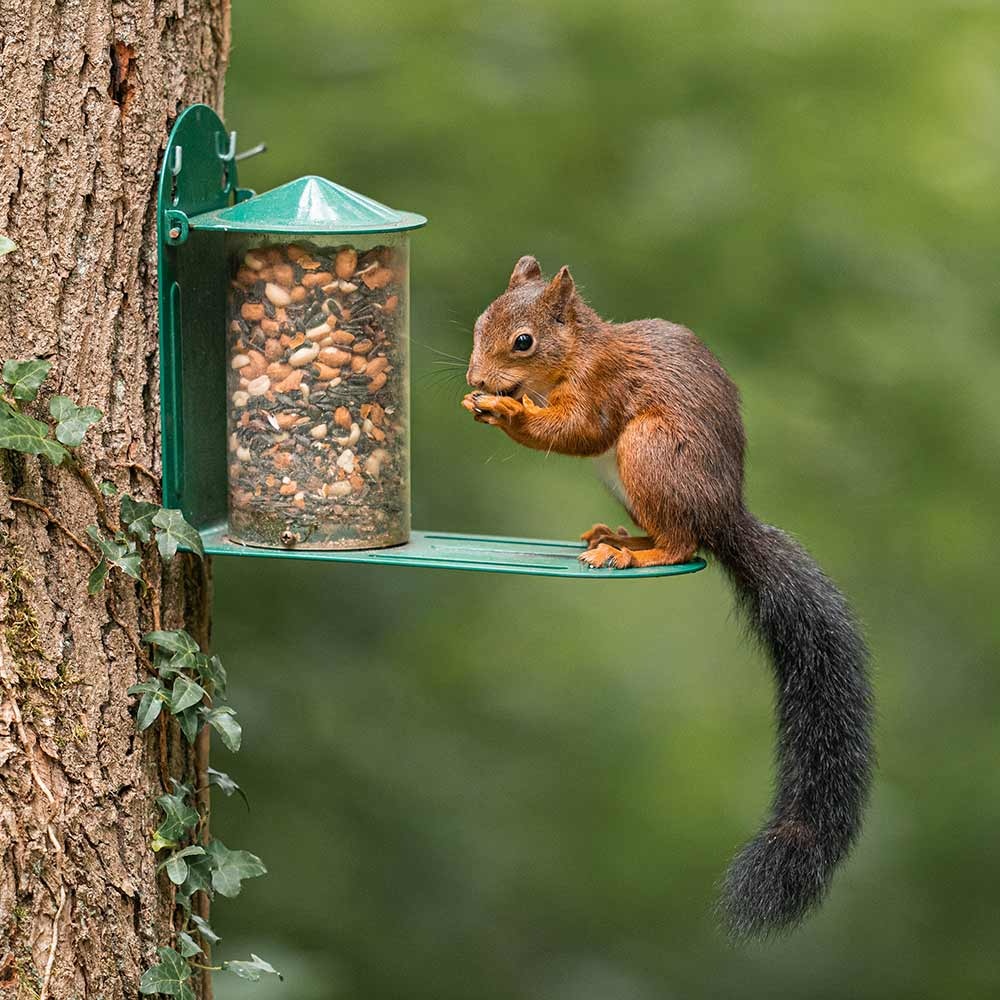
[188, 175, 427, 235]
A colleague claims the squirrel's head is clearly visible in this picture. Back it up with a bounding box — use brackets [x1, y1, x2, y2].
[467, 255, 580, 400]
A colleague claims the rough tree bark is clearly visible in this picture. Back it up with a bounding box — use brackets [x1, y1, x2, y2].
[0, 2, 229, 997]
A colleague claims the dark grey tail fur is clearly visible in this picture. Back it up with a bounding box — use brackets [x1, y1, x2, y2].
[708, 511, 874, 938]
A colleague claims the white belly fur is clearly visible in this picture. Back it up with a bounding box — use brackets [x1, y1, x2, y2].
[592, 447, 628, 507]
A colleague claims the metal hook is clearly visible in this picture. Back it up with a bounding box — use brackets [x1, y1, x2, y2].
[171, 145, 183, 176]
[235, 143, 267, 163]
[216, 130, 237, 162]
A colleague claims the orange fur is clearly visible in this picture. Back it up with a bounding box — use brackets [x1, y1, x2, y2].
[462, 256, 743, 567]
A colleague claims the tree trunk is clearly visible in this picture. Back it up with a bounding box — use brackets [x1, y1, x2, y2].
[0, 3, 230, 997]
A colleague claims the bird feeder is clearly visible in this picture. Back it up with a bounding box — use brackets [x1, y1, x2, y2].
[157, 105, 705, 578]
[197, 176, 420, 551]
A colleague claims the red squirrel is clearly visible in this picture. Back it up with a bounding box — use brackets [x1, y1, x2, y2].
[461, 256, 874, 938]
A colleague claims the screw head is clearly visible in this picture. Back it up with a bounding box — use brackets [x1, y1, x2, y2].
[169, 227, 181, 239]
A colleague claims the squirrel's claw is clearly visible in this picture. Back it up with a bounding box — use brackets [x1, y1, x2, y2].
[461, 391, 523, 425]
[461, 392, 492, 423]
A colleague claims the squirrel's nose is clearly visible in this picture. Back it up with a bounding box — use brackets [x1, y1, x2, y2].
[466, 365, 486, 389]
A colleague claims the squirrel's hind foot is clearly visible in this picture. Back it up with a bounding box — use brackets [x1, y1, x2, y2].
[578, 539, 699, 570]
[579, 543, 635, 569]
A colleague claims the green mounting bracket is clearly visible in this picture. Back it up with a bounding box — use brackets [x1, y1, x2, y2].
[155, 105, 706, 581]
[157, 104, 236, 529]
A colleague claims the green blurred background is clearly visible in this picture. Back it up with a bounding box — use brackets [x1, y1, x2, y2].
[211, 2, 1000, 997]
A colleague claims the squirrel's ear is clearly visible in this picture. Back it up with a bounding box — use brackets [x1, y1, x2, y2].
[542, 265, 576, 319]
[508, 255, 542, 289]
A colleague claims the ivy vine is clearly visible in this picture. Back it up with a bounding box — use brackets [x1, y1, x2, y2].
[0, 358, 280, 995]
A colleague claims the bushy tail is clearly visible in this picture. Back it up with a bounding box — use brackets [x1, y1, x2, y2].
[709, 511, 874, 938]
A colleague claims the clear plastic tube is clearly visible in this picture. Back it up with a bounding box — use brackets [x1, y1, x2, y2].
[225, 233, 409, 549]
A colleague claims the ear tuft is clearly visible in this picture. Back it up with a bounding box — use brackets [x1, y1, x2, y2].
[508, 255, 542, 289]
[552, 265, 574, 294]
[543, 265, 576, 318]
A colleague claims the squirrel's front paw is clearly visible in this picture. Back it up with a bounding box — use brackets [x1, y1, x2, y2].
[461, 392, 524, 425]
[578, 543, 634, 570]
[580, 523, 629, 549]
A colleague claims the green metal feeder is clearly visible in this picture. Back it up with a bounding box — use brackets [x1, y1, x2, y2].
[156, 104, 705, 579]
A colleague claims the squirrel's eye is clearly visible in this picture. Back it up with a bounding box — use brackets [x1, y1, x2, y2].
[513, 333, 534, 352]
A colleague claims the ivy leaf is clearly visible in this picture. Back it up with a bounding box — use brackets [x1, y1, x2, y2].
[48, 395, 102, 446]
[0, 409, 68, 463]
[128, 678, 169, 732]
[205, 768, 239, 795]
[206, 839, 266, 898]
[127, 679, 167, 697]
[152, 508, 204, 560]
[99, 479, 118, 496]
[143, 630, 199, 655]
[139, 946, 191, 996]
[86, 525, 142, 580]
[225, 954, 283, 982]
[208, 656, 227, 696]
[114, 548, 142, 579]
[136, 692, 164, 731]
[162, 847, 206, 885]
[189, 913, 220, 945]
[204, 705, 241, 753]
[207, 767, 249, 809]
[2, 359, 51, 402]
[0, 236, 17, 257]
[179, 851, 214, 901]
[173, 845, 207, 860]
[170, 778, 194, 800]
[176, 706, 201, 745]
[170, 675, 206, 714]
[150, 830, 178, 853]
[159, 649, 197, 679]
[56, 406, 102, 447]
[177, 931, 202, 959]
[47, 395, 74, 421]
[155, 791, 199, 842]
[120, 494, 161, 542]
[87, 558, 109, 595]
[159, 845, 206, 886]
[163, 852, 197, 882]
[195, 653, 227, 696]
